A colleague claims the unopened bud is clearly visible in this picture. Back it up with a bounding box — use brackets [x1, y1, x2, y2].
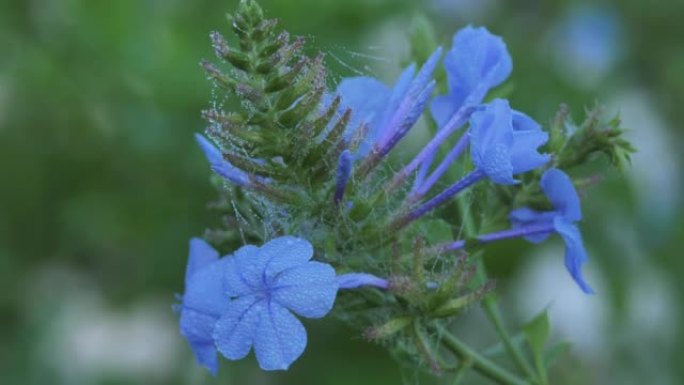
[363, 317, 412, 341]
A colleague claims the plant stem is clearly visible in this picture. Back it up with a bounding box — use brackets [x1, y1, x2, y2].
[437, 326, 531, 385]
[451, 356, 472, 385]
[456, 190, 539, 383]
[479, 284, 538, 382]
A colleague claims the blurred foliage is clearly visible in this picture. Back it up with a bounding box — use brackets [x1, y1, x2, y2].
[0, 0, 682, 384]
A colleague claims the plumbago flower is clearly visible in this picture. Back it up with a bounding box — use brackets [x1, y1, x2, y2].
[470, 100, 551, 185]
[509, 168, 594, 293]
[179, 236, 386, 372]
[180, 1, 634, 382]
[436, 168, 593, 293]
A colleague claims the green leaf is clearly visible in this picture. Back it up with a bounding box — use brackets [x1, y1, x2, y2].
[546, 341, 571, 369]
[408, 14, 438, 66]
[481, 332, 526, 358]
[523, 310, 550, 356]
[523, 309, 551, 382]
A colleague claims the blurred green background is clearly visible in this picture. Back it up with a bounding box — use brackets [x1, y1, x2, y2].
[1, 0, 682, 384]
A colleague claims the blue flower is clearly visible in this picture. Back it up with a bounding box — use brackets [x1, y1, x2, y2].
[331, 48, 441, 158]
[430, 26, 512, 128]
[179, 236, 339, 372]
[469, 99, 550, 185]
[509, 168, 594, 293]
[212, 236, 338, 371]
[195, 133, 250, 186]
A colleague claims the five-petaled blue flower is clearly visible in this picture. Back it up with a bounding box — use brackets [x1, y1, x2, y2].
[509, 168, 594, 294]
[179, 236, 339, 373]
[470, 99, 550, 185]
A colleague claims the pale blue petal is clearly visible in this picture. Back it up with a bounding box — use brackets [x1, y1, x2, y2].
[554, 217, 594, 294]
[510, 111, 550, 174]
[253, 302, 307, 371]
[337, 273, 389, 289]
[260, 236, 314, 281]
[211, 162, 250, 186]
[180, 307, 217, 345]
[185, 238, 219, 286]
[191, 342, 219, 375]
[214, 296, 264, 360]
[541, 168, 582, 221]
[222, 244, 259, 297]
[379, 64, 416, 129]
[231, 243, 271, 290]
[512, 110, 543, 133]
[377, 80, 436, 155]
[272, 262, 338, 319]
[195, 134, 250, 186]
[194, 133, 223, 165]
[444, 26, 512, 109]
[410, 48, 442, 99]
[336, 76, 391, 131]
[183, 258, 231, 316]
[179, 308, 219, 375]
[469, 99, 516, 184]
[430, 94, 458, 128]
[509, 207, 555, 243]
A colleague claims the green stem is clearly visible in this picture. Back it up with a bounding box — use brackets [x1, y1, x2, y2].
[437, 326, 531, 385]
[451, 356, 473, 385]
[478, 270, 538, 382]
[412, 321, 441, 373]
[456, 191, 538, 382]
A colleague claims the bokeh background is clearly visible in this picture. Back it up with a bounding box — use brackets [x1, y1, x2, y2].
[1, 0, 682, 384]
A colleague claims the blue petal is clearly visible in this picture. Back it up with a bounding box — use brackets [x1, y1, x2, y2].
[377, 80, 436, 155]
[179, 308, 219, 375]
[378, 64, 417, 130]
[183, 258, 231, 316]
[211, 163, 250, 186]
[541, 168, 582, 221]
[194, 133, 223, 165]
[336, 273, 389, 289]
[180, 307, 218, 345]
[260, 236, 314, 282]
[509, 207, 555, 243]
[214, 295, 264, 360]
[439, 26, 512, 119]
[253, 302, 307, 371]
[195, 133, 250, 186]
[185, 238, 219, 286]
[222, 244, 260, 297]
[469, 99, 516, 184]
[334, 150, 353, 204]
[553, 217, 594, 294]
[272, 261, 338, 318]
[228, 243, 271, 290]
[335, 76, 391, 134]
[408, 47, 442, 101]
[430, 94, 458, 128]
[510, 111, 550, 174]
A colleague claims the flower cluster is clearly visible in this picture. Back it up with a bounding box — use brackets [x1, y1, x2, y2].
[179, 0, 632, 378]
